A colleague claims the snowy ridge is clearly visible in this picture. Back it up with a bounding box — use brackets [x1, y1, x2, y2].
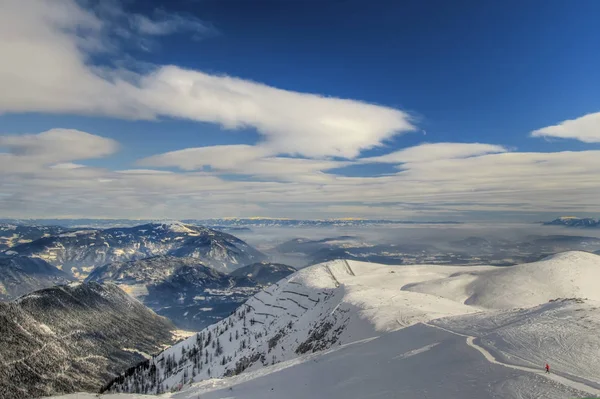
[402, 251, 600, 308]
[104, 261, 345, 393]
[104, 259, 482, 394]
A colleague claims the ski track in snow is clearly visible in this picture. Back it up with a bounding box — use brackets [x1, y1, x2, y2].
[423, 321, 600, 397]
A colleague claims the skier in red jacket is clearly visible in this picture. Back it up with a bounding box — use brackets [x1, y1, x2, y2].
[545, 363, 550, 373]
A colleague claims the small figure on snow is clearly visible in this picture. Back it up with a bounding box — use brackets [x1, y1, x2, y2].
[545, 363, 550, 374]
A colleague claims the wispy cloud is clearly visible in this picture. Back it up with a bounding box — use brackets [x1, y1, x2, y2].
[360, 143, 508, 164]
[137, 145, 350, 182]
[129, 9, 216, 39]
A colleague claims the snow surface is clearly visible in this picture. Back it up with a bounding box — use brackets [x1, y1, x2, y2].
[52, 251, 600, 399]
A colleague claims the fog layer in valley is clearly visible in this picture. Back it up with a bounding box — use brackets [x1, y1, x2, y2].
[233, 223, 600, 268]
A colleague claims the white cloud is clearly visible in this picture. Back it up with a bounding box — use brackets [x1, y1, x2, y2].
[0, 129, 119, 174]
[136, 67, 415, 158]
[531, 112, 600, 143]
[0, 0, 414, 159]
[361, 143, 508, 164]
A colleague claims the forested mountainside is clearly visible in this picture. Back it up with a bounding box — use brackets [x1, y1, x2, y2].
[0, 255, 74, 300]
[0, 282, 178, 399]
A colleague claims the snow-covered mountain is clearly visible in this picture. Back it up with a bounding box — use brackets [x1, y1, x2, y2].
[0, 282, 182, 399]
[544, 216, 600, 227]
[86, 256, 295, 330]
[0, 223, 68, 250]
[4, 222, 266, 278]
[0, 255, 74, 300]
[98, 251, 600, 399]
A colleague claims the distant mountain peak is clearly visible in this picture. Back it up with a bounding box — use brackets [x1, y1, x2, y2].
[544, 217, 599, 228]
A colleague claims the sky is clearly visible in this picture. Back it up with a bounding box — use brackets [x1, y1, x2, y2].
[1, 0, 599, 221]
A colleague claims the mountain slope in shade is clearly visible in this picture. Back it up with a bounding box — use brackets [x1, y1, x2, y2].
[102, 252, 600, 398]
[0, 283, 179, 399]
[4, 222, 266, 278]
[229, 262, 297, 286]
[86, 256, 294, 330]
[85, 255, 225, 286]
[0, 255, 74, 300]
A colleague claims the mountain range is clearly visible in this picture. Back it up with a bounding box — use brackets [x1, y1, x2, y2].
[0, 218, 462, 229]
[0, 223, 68, 251]
[0, 282, 179, 399]
[86, 256, 295, 330]
[3, 222, 267, 279]
[98, 251, 600, 399]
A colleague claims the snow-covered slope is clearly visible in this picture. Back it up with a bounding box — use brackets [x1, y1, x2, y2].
[103, 260, 483, 394]
[402, 251, 600, 308]
[4, 222, 266, 278]
[430, 298, 600, 387]
[62, 251, 600, 398]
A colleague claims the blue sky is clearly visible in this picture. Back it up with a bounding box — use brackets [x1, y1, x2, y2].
[0, 0, 599, 220]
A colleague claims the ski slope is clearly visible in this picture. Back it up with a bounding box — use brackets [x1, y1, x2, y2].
[53, 251, 600, 399]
